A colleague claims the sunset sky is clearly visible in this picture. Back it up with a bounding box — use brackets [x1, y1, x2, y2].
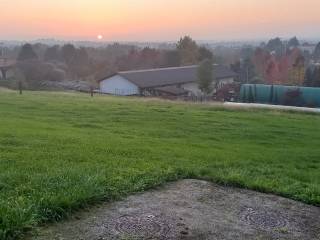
[1, 0, 320, 41]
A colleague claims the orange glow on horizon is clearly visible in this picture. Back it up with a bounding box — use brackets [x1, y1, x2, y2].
[2, 0, 320, 41]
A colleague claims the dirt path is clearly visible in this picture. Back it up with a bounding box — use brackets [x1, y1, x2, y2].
[30, 180, 320, 240]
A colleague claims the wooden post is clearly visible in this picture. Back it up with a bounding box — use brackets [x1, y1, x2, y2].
[90, 86, 94, 97]
[18, 81, 22, 95]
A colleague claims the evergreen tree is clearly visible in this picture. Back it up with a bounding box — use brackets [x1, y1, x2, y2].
[198, 46, 213, 62]
[288, 37, 300, 48]
[266, 37, 283, 56]
[17, 44, 38, 61]
[61, 44, 77, 65]
[164, 50, 181, 67]
[44, 45, 61, 62]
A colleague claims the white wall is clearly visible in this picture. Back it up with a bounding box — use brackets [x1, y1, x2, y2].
[100, 75, 139, 96]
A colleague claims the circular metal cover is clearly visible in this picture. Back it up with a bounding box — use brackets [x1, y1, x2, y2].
[241, 207, 289, 229]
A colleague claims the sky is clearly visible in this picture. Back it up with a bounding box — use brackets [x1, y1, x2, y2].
[1, 0, 320, 41]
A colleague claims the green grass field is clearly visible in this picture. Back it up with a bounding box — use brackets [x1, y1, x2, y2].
[0, 90, 319, 240]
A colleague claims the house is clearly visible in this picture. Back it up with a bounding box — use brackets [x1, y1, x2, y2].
[0, 58, 16, 80]
[99, 65, 236, 96]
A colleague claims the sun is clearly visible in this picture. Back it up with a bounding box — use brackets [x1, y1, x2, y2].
[97, 35, 103, 40]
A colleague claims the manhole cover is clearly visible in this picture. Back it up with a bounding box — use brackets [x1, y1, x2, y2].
[113, 214, 170, 239]
[241, 208, 289, 229]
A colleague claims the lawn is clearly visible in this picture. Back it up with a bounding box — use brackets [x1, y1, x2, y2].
[0, 90, 319, 240]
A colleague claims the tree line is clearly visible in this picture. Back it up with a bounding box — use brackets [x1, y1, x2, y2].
[8, 36, 214, 90]
[5, 35, 320, 90]
[231, 37, 320, 87]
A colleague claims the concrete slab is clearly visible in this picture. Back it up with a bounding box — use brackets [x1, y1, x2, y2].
[30, 180, 320, 240]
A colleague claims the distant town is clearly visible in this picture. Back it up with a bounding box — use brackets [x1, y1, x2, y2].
[1, 36, 320, 94]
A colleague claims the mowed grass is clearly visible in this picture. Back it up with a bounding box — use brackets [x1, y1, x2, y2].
[0, 90, 319, 239]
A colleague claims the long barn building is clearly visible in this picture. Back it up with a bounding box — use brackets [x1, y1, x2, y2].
[99, 65, 236, 96]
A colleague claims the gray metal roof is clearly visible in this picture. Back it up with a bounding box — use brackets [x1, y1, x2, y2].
[102, 65, 236, 88]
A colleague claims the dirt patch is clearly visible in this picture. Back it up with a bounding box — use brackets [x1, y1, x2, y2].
[30, 180, 320, 240]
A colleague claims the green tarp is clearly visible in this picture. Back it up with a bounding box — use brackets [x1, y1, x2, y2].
[240, 84, 320, 108]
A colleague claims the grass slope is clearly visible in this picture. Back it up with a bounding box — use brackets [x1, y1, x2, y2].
[0, 91, 319, 239]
